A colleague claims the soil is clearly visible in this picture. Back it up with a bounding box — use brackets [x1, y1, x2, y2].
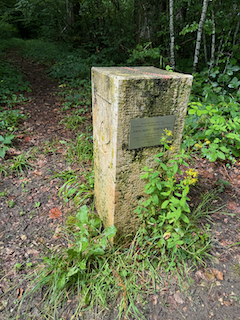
[0, 51, 240, 320]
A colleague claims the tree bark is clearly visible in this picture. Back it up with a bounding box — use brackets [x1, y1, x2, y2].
[169, 0, 175, 69]
[208, 8, 215, 74]
[202, 31, 208, 67]
[193, 0, 209, 73]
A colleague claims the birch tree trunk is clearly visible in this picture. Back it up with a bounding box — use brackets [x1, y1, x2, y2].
[208, 8, 216, 75]
[169, 0, 175, 69]
[193, 0, 209, 73]
[202, 31, 208, 67]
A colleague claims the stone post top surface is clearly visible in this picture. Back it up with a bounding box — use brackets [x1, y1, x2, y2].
[91, 66, 193, 80]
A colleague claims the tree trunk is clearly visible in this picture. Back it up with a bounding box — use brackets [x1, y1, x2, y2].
[169, 0, 175, 69]
[202, 31, 208, 67]
[208, 8, 215, 74]
[193, 0, 209, 73]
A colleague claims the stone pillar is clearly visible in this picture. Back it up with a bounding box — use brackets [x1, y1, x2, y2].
[92, 66, 193, 238]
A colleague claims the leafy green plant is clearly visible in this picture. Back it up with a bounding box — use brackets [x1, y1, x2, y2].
[127, 42, 166, 68]
[18, 205, 116, 311]
[0, 59, 30, 105]
[0, 108, 27, 133]
[0, 134, 15, 158]
[7, 199, 15, 208]
[184, 99, 240, 162]
[135, 130, 211, 270]
[34, 202, 41, 208]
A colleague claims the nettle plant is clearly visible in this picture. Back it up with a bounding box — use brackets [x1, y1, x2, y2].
[136, 131, 211, 269]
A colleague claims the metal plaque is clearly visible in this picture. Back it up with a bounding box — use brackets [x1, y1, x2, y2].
[129, 115, 175, 150]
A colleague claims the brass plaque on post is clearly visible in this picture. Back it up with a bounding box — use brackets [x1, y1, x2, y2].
[129, 115, 175, 150]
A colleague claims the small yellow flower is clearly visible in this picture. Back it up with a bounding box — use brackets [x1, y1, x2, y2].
[189, 178, 198, 185]
[205, 140, 210, 145]
[194, 143, 202, 150]
[186, 168, 198, 182]
[164, 129, 172, 136]
[192, 171, 198, 178]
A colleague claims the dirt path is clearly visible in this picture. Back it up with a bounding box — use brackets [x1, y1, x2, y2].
[0, 53, 240, 320]
[0, 51, 77, 318]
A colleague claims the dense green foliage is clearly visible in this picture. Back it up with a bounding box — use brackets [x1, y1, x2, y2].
[1, 0, 240, 72]
[0, 56, 29, 158]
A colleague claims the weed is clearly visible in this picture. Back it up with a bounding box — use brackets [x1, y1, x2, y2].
[0, 134, 15, 158]
[0, 108, 27, 133]
[16, 205, 117, 317]
[7, 199, 15, 208]
[230, 295, 240, 304]
[191, 190, 226, 223]
[0, 59, 31, 106]
[8, 151, 34, 175]
[51, 168, 77, 182]
[34, 202, 41, 208]
[14, 263, 22, 270]
[59, 170, 94, 206]
[214, 178, 231, 193]
[60, 109, 88, 131]
[135, 130, 212, 271]
[231, 264, 240, 276]
[42, 139, 59, 155]
[0, 163, 8, 176]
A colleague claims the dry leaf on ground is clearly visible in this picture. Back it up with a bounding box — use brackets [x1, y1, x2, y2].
[33, 169, 42, 176]
[52, 225, 62, 239]
[24, 136, 31, 142]
[17, 288, 24, 299]
[27, 249, 39, 256]
[173, 291, 184, 304]
[227, 201, 238, 211]
[49, 207, 61, 219]
[223, 301, 232, 306]
[20, 234, 27, 241]
[167, 295, 178, 309]
[213, 269, 224, 280]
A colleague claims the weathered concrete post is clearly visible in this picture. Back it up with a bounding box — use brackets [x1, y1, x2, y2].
[92, 66, 192, 238]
